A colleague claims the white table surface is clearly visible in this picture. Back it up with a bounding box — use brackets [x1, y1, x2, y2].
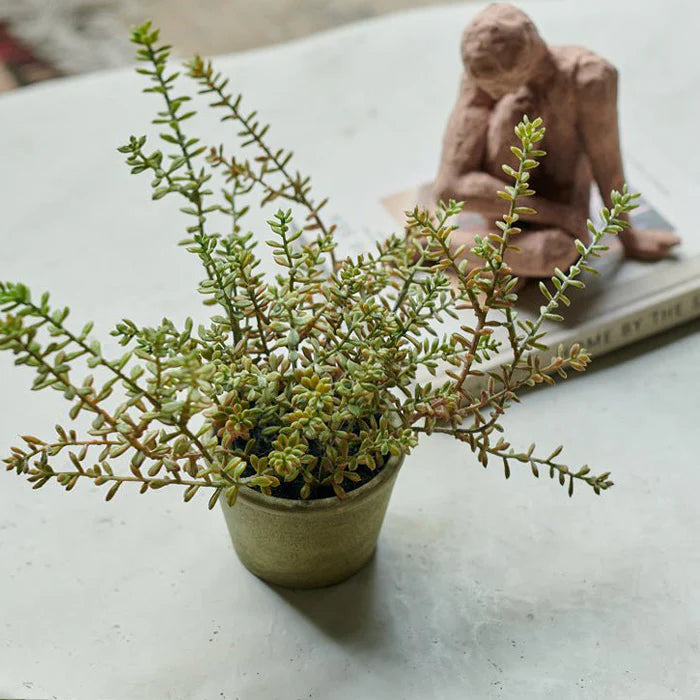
[1, 1, 699, 698]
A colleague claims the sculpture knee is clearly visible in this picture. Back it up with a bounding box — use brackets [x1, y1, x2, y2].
[433, 174, 458, 204]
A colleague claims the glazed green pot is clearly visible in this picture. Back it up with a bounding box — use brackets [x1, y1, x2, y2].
[220, 454, 403, 589]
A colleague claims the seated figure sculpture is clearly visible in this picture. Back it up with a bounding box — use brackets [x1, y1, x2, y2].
[433, 3, 680, 278]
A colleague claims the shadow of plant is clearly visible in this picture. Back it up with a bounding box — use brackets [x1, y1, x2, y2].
[267, 550, 398, 650]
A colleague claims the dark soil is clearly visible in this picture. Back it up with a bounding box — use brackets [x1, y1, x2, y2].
[250, 456, 388, 500]
[230, 424, 389, 501]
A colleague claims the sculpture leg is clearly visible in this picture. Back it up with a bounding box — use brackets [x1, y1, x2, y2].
[448, 226, 581, 279]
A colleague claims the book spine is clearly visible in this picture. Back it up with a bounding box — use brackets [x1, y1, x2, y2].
[467, 278, 700, 392]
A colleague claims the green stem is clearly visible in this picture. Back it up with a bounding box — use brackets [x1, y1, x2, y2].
[193, 62, 338, 271]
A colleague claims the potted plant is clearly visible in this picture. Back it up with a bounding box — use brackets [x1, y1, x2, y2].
[1, 24, 635, 588]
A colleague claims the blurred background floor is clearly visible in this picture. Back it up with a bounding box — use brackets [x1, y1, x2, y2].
[0, 0, 480, 93]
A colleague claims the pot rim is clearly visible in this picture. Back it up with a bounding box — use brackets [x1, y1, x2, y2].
[233, 453, 404, 514]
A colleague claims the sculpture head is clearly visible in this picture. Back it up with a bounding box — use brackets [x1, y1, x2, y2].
[461, 3, 548, 100]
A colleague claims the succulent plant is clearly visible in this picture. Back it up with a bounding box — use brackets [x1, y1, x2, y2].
[1, 23, 637, 507]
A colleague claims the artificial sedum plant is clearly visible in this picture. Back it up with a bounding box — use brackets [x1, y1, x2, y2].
[1, 23, 636, 507]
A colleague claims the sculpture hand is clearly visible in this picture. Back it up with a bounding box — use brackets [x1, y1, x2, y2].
[622, 228, 681, 261]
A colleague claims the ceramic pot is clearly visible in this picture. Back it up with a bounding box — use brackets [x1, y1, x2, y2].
[220, 454, 403, 589]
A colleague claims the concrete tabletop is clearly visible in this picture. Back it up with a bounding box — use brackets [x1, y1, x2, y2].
[1, 1, 699, 698]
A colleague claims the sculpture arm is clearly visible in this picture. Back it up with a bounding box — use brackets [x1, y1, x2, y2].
[433, 76, 491, 202]
[574, 54, 626, 217]
[575, 50, 680, 258]
[434, 75, 583, 233]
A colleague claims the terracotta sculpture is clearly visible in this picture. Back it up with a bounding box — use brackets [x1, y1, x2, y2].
[434, 3, 680, 278]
